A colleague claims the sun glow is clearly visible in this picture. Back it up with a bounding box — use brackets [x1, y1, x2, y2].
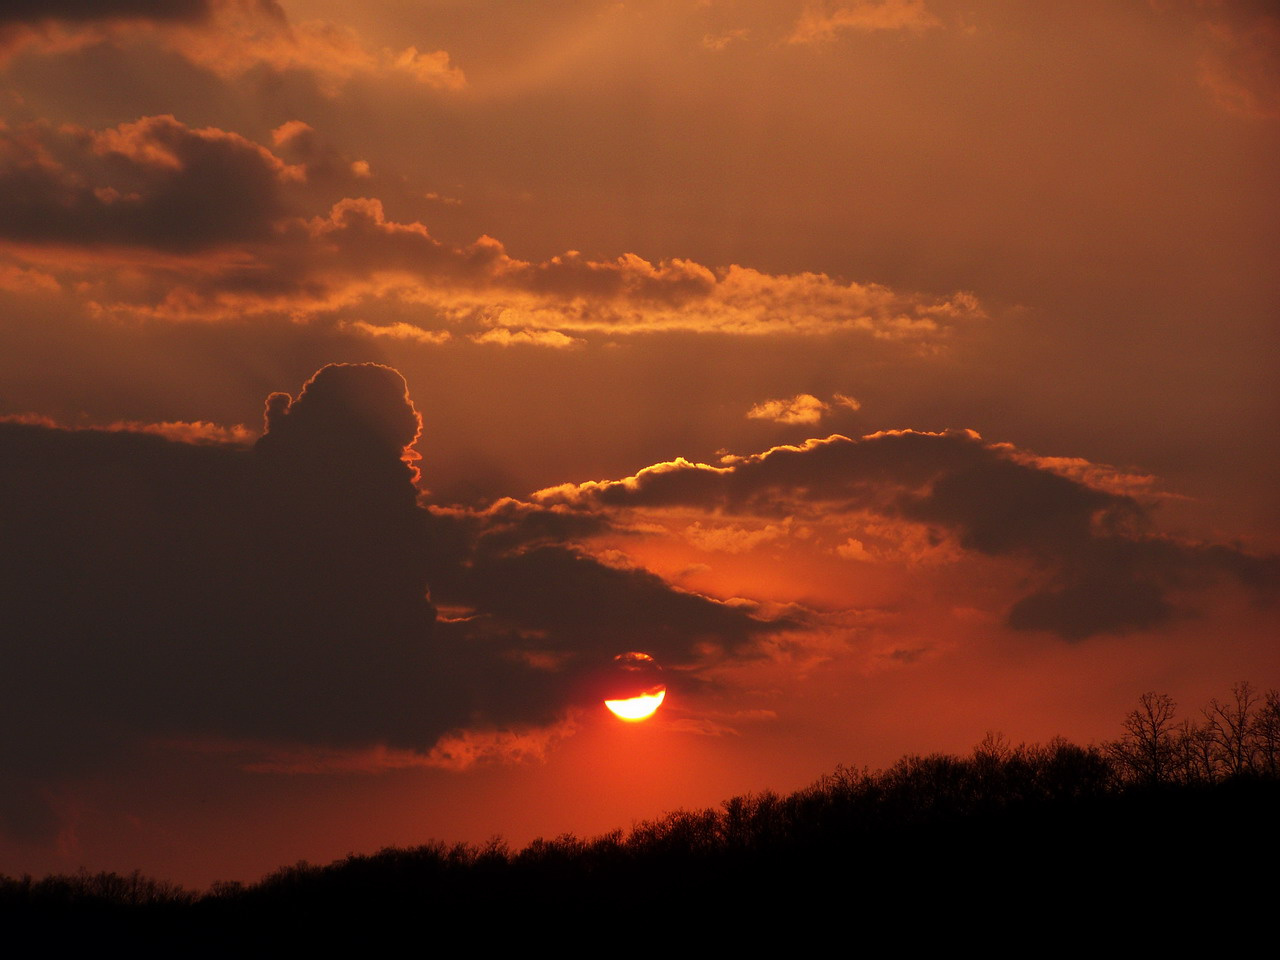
[604, 688, 666, 722]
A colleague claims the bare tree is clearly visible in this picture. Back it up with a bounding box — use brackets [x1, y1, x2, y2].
[1250, 688, 1280, 777]
[1175, 717, 1221, 783]
[1203, 681, 1260, 777]
[1110, 692, 1178, 784]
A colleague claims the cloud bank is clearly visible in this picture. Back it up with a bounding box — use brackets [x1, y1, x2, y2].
[536, 430, 1278, 640]
[0, 363, 788, 839]
[0, 116, 983, 343]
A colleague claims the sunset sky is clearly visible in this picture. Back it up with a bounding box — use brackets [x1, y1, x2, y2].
[1, 0, 1277, 887]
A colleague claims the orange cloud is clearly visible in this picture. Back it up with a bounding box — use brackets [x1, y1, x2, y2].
[0, 412, 253, 444]
[702, 28, 750, 52]
[684, 519, 793, 554]
[1, 119, 983, 342]
[0, 0, 465, 94]
[789, 0, 943, 45]
[0, 261, 59, 293]
[106, 418, 254, 444]
[166, 3, 465, 94]
[163, 215, 980, 340]
[833, 393, 862, 412]
[339, 320, 452, 345]
[470, 327, 584, 349]
[1195, 13, 1280, 120]
[835, 537, 873, 560]
[995, 446, 1169, 501]
[748, 394, 829, 425]
[209, 718, 577, 774]
[419, 721, 577, 771]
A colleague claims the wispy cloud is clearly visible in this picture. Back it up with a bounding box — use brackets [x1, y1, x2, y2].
[789, 0, 942, 45]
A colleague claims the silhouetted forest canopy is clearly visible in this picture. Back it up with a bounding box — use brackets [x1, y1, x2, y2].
[4, 683, 1277, 946]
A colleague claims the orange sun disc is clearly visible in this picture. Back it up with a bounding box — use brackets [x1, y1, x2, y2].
[604, 688, 666, 722]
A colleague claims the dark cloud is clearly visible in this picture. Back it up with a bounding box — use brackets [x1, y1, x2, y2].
[1007, 536, 1280, 640]
[0, 115, 294, 251]
[414, 492, 786, 668]
[456, 545, 776, 665]
[538, 430, 1278, 639]
[0, 365, 433, 836]
[258, 361, 424, 477]
[0, 364, 434, 748]
[898, 444, 1141, 556]
[1007, 577, 1172, 641]
[0, 363, 783, 839]
[0, 1, 215, 25]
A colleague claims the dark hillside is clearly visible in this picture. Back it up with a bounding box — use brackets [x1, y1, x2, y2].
[5, 686, 1278, 950]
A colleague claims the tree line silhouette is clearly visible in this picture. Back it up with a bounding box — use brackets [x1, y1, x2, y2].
[1108, 681, 1280, 784]
[4, 682, 1277, 948]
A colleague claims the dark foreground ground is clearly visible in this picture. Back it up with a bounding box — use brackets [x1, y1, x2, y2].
[4, 743, 1277, 952]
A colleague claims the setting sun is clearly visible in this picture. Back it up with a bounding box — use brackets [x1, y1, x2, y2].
[605, 688, 667, 722]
